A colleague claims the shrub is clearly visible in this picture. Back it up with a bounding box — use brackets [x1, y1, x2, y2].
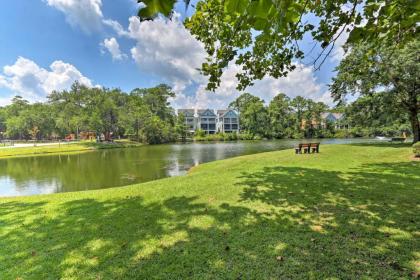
[413, 142, 420, 158]
[334, 129, 349, 138]
[194, 129, 206, 138]
[237, 132, 254, 140]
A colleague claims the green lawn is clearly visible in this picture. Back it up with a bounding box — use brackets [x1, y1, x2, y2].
[0, 144, 419, 279]
[0, 140, 142, 159]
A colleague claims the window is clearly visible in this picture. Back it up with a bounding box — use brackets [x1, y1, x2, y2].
[201, 124, 208, 130]
[201, 118, 207, 122]
[224, 124, 231, 130]
[231, 118, 238, 123]
[208, 118, 215, 122]
[186, 118, 194, 123]
[209, 124, 216, 130]
[232, 124, 238, 129]
[224, 118, 230, 123]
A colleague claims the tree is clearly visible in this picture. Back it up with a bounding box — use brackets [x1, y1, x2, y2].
[121, 93, 148, 141]
[229, 92, 262, 114]
[142, 116, 174, 144]
[175, 113, 189, 141]
[230, 93, 269, 137]
[268, 93, 292, 138]
[137, 0, 418, 91]
[48, 82, 90, 138]
[331, 40, 419, 142]
[343, 93, 410, 137]
[130, 84, 175, 123]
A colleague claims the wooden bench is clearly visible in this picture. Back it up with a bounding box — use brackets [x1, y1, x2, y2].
[295, 143, 311, 154]
[310, 142, 320, 153]
[295, 143, 320, 154]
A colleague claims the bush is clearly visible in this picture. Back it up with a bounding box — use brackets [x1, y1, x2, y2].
[193, 132, 259, 142]
[194, 129, 206, 138]
[237, 132, 254, 140]
[334, 129, 350, 138]
[413, 142, 420, 158]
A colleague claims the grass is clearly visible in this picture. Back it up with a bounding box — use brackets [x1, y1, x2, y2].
[0, 144, 419, 279]
[0, 140, 142, 159]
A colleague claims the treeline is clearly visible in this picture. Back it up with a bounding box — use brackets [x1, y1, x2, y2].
[0, 83, 411, 144]
[229, 93, 329, 139]
[0, 82, 188, 144]
[225, 92, 410, 139]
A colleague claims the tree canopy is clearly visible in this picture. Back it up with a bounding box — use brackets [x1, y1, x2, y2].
[331, 39, 419, 142]
[137, 0, 419, 90]
[0, 83, 180, 144]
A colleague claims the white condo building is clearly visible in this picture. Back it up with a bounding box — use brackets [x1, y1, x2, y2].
[177, 109, 240, 134]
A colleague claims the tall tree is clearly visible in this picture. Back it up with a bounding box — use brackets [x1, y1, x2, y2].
[48, 82, 90, 138]
[130, 84, 175, 124]
[331, 40, 419, 142]
[230, 93, 269, 136]
[175, 113, 189, 141]
[268, 93, 292, 138]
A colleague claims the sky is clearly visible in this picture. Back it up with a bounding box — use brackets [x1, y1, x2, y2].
[0, 0, 346, 109]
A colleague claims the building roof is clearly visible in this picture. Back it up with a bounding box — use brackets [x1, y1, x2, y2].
[217, 109, 238, 118]
[197, 109, 216, 116]
[216, 109, 228, 116]
[177, 109, 195, 117]
[321, 112, 344, 121]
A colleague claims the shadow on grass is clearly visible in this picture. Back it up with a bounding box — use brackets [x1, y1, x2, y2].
[0, 161, 419, 279]
[348, 142, 413, 148]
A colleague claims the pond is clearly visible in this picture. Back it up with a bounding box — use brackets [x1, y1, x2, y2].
[0, 138, 379, 197]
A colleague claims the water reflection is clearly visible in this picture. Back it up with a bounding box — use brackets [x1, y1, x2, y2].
[0, 139, 377, 197]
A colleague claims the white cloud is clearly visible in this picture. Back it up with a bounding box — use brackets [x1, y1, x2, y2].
[330, 32, 349, 63]
[128, 16, 207, 89]
[0, 57, 93, 103]
[170, 63, 334, 109]
[101, 37, 127, 61]
[116, 15, 333, 108]
[103, 19, 131, 37]
[45, 0, 104, 33]
[73, 13, 332, 108]
[0, 96, 12, 107]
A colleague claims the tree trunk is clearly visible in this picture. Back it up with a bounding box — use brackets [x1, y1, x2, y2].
[409, 107, 419, 143]
[407, 89, 419, 143]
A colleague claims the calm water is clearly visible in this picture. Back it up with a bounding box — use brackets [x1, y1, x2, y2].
[0, 139, 378, 197]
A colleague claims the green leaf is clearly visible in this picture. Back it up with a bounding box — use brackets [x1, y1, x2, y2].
[348, 27, 363, 43]
[137, 0, 177, 20]
[253, 18, 269, 31]
[248, 0, 273, 19]
[225, 0, 247, 14]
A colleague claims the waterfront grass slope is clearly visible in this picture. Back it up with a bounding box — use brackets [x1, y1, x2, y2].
[0, 144, 419, 279]
[0, 140, 142, 159]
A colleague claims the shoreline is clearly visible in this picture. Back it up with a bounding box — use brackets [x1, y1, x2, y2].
[0, 141, 143, 159]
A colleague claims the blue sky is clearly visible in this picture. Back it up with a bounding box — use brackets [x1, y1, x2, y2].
[0, 0, 345, 108]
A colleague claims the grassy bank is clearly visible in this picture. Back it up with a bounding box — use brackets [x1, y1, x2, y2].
[0, 140, 142, 159]
[0, 144, 419, 279]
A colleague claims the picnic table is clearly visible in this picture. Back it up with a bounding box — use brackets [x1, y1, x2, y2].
[295, 143, 320, 154]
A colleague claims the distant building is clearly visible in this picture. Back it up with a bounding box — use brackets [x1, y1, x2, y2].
[177, 109, 196, 133]
[301, 112, 347, 130]
[217, 109, 240, 133]
[197, 109, 217, 134]
[176, 109, 240, 134]
[320, 112, 347, 129]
